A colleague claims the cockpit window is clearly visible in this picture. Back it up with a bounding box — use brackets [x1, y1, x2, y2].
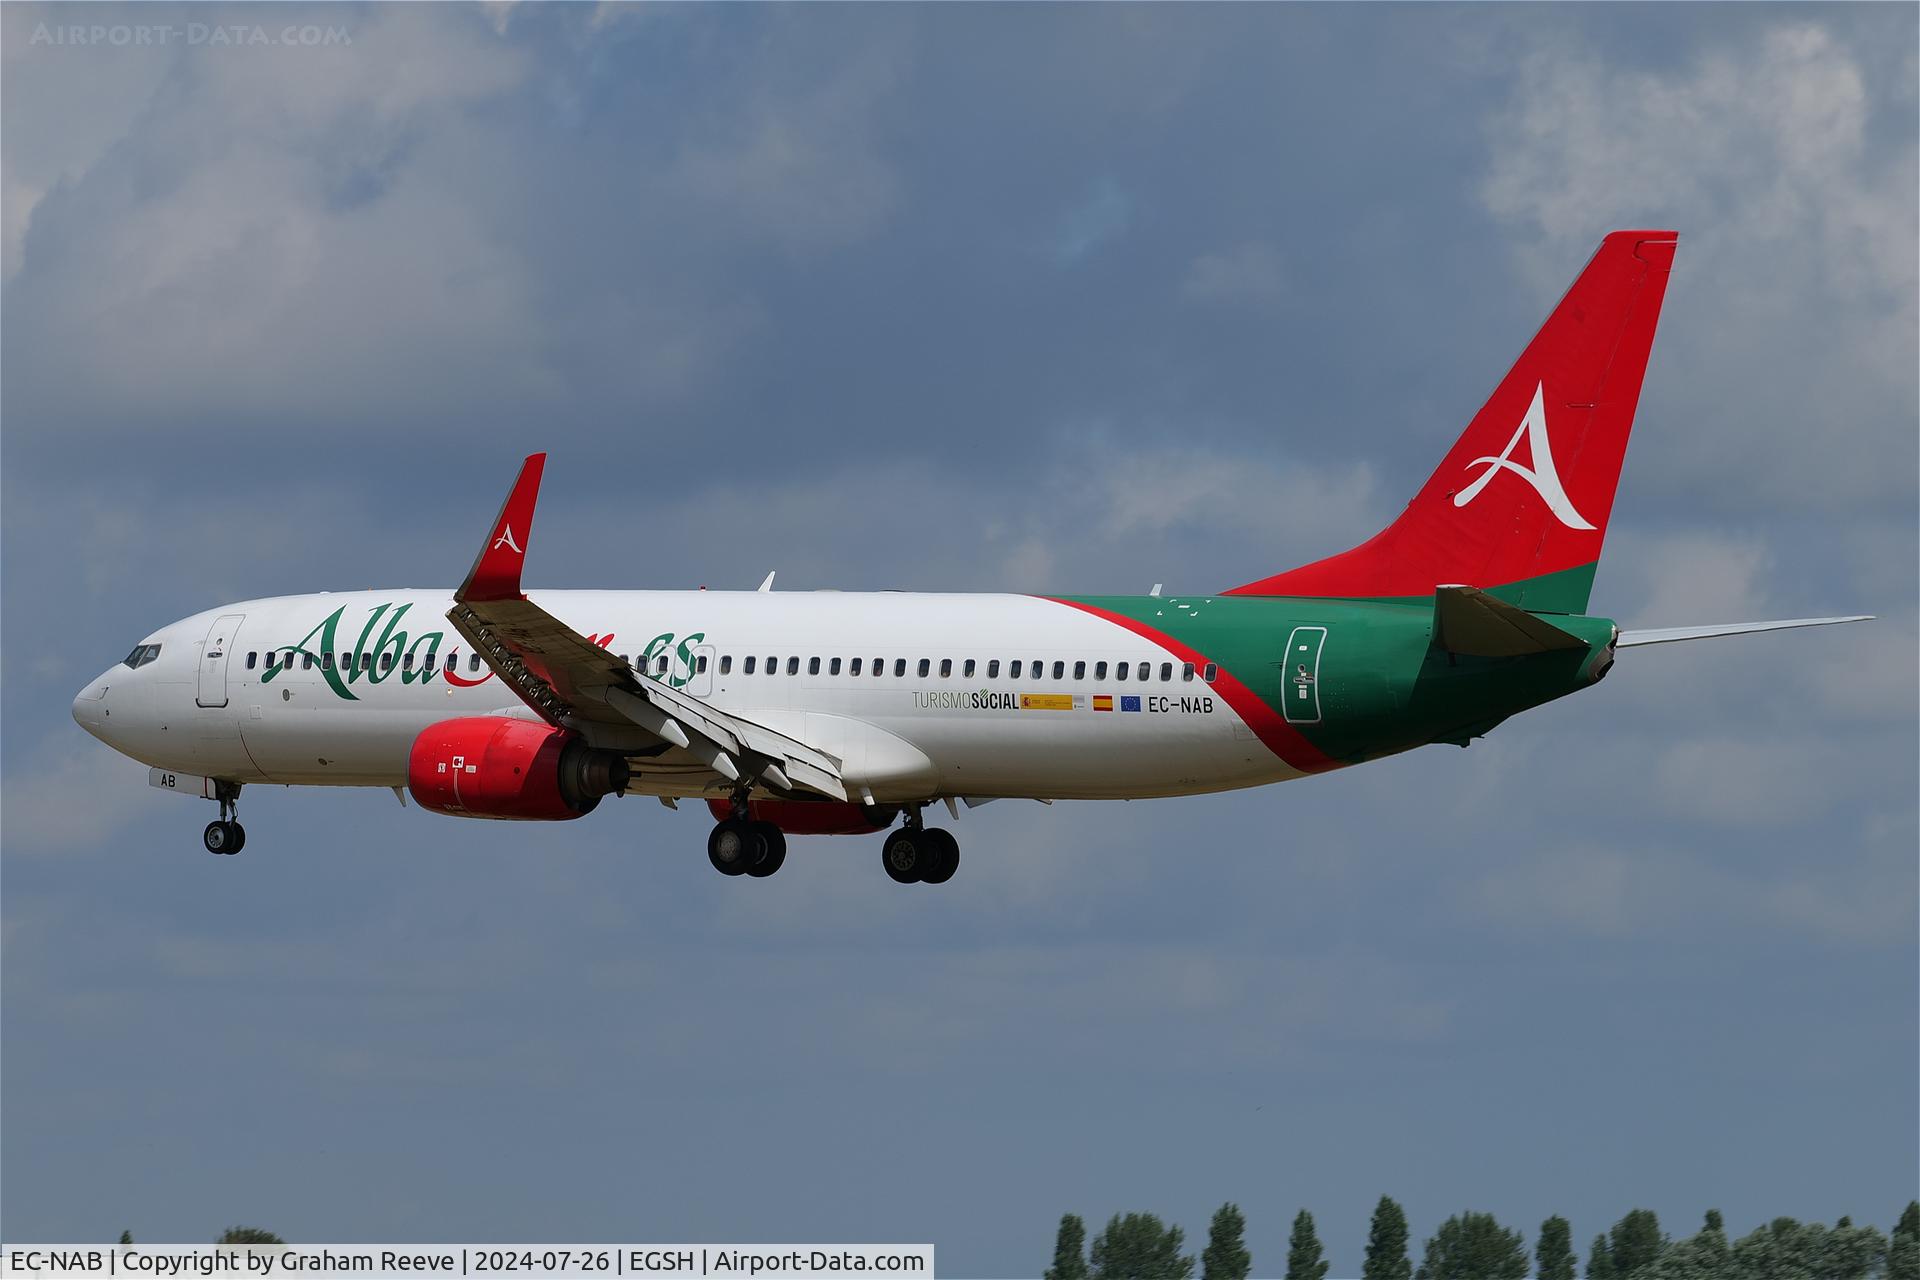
[122, 644, 162, 669]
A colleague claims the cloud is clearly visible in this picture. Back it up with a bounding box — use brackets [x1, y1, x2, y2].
[1054, 177, 1132, 263]
[1480, 22, 1918, 512]
[1463, 830, 1914, 948]
[1, 737, 157, 855]
[1180, 242, 1287, 304]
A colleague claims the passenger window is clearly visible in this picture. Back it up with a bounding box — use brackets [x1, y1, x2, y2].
[894, 659, 906, 677]
[1137, 662, 1150, 681]
[304, 653, 316, 670]
[246, 652, 257, 670]
[1160, 662, 1173, 681]
[850, 658, 862, 676]
[720, 655, 733, 675]
[830, 657, 842, 676]
[288, 650, 299, 667]
[655, 655, 670, 676]
[444, 653, 456, 673]
[1010, 660, 1022, 679]
[744, 656, 756, 675]
[1095, 661, 1108, 680]
[787, 657, 799, 675]
[697, 655, 709, 674]
[809, 657, 821, 676]
[468, 654, 480, 673]
[963, 659, 976, 678]
[1052, 661, 1065, 680]
[380, 653, 394, 672]
[765, 656, 775, 674]
[1182, 662, 1196, 682]
[988, 660, 1000, 678]
[1115, 661, 1127, 682]
[1073, 661, 1086, 680]
[402, 653, 414, 672]
[1203, 662, 1218, 683]
[939, 659, 952, 678]
[917, 659, 931, 678]
[872, 658, 883, 676]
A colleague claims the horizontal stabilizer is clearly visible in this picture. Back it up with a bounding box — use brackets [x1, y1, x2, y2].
[1616, 616, 1872, 648]
[1433, 585, 1588, 657]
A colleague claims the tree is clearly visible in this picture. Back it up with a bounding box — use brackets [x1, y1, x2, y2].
[1631, 1212, 1728, 1280]
[1536, 1216, 1576, 1280]
[118, 1233, 133, 1246]
[1725, 1216, 1883, 1280]
[1586, 1235, 1616, 1280]
[1090, 1212, 1193, 1280]
[1609, 1210, 1666, 1277]
[1890, 1201, 1920, 1280]
[1362, 1196, 1413, 1280]
[1414, 1212, 1528, 1280]
[1047, 1214, 1088, 1280]
[1285, 1211, 1328, 1280]
[216, 1229, 283, 1245]
[1200, 1203, 1251, 1280]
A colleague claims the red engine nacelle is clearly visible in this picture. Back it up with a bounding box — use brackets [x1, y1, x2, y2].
[704, 798, 896, 835]
[409, 716, 630, 821]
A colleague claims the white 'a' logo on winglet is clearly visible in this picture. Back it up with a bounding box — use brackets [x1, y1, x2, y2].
[1452, 382, 1596, 530]
[492, 524, 523, 554]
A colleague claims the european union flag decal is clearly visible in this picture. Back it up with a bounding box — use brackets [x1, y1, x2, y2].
[1120, 695, 1142, 712]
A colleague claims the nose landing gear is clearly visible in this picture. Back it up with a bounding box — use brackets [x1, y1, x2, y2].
[204, 781, 245, 855]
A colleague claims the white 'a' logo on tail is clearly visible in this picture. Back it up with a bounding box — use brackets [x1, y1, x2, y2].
[1452, 382, 1596, 530]
[492, 525, 523, 554]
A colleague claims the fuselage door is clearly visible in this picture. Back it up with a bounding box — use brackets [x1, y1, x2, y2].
[1282, 625, 1327, 725]
[196, 613, 247, 708]
[686, 645, 715, 697]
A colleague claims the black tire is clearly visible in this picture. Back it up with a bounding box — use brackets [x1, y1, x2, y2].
[881, 829, 924, 884]
[919, 827, 958, 884]
[204, 821, 232, 855]
[707, 818, 755, 875]
[746, 823, 786, 877]
[227, 822, 246, 855]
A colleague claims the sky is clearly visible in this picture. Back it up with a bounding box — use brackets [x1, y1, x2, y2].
[3, 3, 1916, 1274]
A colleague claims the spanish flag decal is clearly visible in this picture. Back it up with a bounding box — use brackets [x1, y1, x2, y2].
[1093, 695, 1114, 711]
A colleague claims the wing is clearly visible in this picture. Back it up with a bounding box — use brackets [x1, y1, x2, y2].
[1615, 616, 1873, 648]
[448, 455, 847, 800]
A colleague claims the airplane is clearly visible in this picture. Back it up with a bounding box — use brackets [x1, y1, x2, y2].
[72, 229, 1869, 884]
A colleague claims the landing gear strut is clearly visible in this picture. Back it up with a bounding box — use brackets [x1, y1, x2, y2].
[204, 781, 245, 855]
[880, 808, 959, 885]
[706, 794, 786, 877]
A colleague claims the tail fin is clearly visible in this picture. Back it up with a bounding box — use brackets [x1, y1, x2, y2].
[1228, 230, 1678, 613]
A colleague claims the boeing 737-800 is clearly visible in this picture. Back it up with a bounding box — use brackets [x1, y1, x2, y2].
[72, 230, 1867, 883]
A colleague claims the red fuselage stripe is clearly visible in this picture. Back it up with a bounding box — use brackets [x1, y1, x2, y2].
[1038, 597, 1341, 776]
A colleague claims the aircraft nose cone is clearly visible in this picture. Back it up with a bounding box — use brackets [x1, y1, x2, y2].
[72, 677, 109, 740]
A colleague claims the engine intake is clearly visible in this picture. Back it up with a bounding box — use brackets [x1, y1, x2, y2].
[409, 716, 630, 821]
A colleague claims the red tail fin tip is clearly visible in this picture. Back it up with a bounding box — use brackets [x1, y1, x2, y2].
[1229, 231, 1677, 614]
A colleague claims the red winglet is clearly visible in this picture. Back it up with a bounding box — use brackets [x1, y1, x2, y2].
[458, 453, 546, 602]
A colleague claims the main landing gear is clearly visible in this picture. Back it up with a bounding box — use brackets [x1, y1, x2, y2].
[707, 813, 787, 878]
[204, 781, 245, 855]
[880, 811, 958, 886]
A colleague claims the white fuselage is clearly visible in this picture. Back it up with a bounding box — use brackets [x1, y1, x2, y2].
[73, 590, 1300, 804]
